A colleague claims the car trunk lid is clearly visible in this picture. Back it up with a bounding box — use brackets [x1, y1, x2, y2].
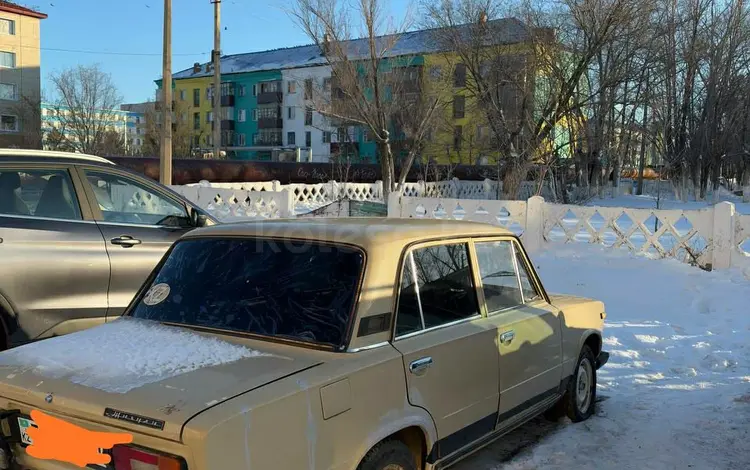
[0, 318, 324, 441]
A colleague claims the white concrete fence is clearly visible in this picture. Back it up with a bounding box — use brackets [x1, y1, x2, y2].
[168, 183, 750, 270]
[388, 194, 750, 271]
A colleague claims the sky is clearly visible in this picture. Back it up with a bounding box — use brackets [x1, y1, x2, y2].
[29, 0, 410, 104]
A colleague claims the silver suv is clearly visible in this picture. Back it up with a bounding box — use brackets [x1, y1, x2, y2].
[0, 149, 217, 349]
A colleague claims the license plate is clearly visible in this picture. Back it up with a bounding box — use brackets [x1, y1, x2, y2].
[17, 416, 37, 445]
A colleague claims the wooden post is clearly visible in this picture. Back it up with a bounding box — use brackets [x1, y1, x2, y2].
[212, 0, 222, 160]
[160, 0, 172, 185]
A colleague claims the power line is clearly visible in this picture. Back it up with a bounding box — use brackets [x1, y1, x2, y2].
[21, 44, 207, 57]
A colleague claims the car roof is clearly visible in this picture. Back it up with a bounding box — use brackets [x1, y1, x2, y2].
[0, 149, 115, 165]
[183, 217, 514, 250]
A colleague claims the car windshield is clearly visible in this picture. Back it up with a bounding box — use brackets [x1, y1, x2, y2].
[129, 237, 364, 349]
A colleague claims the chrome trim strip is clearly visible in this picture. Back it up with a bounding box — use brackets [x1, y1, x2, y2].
[0, 213, 95, 224]
[509, 241, 525, 304]
[394, 314, 482, 341]
[347, 341, 390, 353]
[95, 221, 190, 230]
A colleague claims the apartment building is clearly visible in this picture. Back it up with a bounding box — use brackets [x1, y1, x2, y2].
[120, 102, 150, 153]
[0, 1, 47, 148]
[41, 102, 136, 153]
[160, 17, 538, 163]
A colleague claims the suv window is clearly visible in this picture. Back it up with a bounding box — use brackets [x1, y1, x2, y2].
[84, 170, 189, 226]
[0, 169, 81, 221]
[474, 240, 523, 313]
[395, 243, 479, 337]
[130, 238, 364, 348]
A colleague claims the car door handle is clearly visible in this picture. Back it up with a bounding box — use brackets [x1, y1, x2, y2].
[500, 330, 515, 345]
[409, 357, 433, 376]
[110, 235, 142, 248]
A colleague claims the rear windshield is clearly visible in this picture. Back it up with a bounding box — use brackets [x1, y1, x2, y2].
[129, 238, 364, 349]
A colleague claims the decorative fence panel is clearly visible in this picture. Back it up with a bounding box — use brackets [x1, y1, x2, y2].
[390, 195, 743, 270]
[169, 186, 294, 221]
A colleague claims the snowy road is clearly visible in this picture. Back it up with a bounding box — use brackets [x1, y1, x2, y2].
[456, 244, 750, 470]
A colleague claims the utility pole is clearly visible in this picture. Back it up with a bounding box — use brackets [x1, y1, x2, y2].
[160, 0, 172, 185]
[212, 0, 221, 159]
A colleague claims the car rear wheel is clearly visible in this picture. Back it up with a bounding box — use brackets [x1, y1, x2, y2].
[546, 345, 597, 422]
[358, 440, 417, 470]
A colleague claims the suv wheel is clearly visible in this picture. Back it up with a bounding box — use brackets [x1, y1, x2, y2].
[358, 440, 416, 470]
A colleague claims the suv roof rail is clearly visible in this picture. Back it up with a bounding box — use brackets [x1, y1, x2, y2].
[0, 149, 116, 165]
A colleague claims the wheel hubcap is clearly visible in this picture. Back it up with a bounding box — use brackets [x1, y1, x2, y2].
[576, 357, 593, 413]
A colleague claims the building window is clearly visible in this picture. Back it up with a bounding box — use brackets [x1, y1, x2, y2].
[193, 135, 200, 147]
[322, 131, 331, 144]
[0, 83, 17, 100]
[363, 128, 372, 142]
[238, 85, 246, 97]
[193, 88, 200, 106]
[454, 63, 466, 87]
[288, 81, 296, 93]
[288, 131, 296, 145]
[453, 95, 465, 119]
[207, 134, 213, 146]
[238, 109, 246, 122]
[206, 111, 213, 123]
[237, 133, 246, 146]
[0, 19, 14, 35]
[287, 106, 295, 120]
[1, 114, 18, 132]
[193, 112, 200, 130]
[252, 84, 257, 96]
[305, 106, 312, 126]
[252, 109, 258, 121]
[454, 125, 463, 150]
[0, 51, 16, 68]
[304, 79, 313, 99]
[305, 131, 312, 147]
[179, 89, 186, 101]
[323, 77, 331, 92]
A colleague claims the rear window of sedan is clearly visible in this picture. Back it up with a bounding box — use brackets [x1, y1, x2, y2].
[129, 237, 364, 349]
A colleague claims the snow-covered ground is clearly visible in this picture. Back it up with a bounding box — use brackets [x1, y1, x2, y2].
[586, 187, 750, 215]
[457, 243, 750, 469]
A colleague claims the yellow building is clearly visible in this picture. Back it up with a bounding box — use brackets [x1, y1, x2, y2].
[166, 76, 214, 149]
[0, 1, 46, 148]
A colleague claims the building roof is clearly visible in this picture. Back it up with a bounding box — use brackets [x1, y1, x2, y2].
[0, 1, 47, 19]
[171, 17, 530, 80]
[183, 217, 513, 251]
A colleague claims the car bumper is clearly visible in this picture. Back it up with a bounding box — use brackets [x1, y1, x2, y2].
[596, 351, 609, 370]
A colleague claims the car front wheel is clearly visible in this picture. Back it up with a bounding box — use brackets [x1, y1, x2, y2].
[358, 440, 417, 470]
[547, 344, 597, 422]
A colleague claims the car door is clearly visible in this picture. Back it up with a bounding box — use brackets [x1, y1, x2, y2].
[390, 240, 500, 461]
[0, 164, 110, 346]
[75, 166, 196, 320]
[472, 237, 563, 425]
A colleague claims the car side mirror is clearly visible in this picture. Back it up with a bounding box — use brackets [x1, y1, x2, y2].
[189, 207, 209, 227]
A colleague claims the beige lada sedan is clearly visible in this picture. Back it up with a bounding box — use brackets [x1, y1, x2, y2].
[0, 218, 609, 470]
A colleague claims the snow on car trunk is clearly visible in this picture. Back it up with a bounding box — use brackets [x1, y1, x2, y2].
[0, 318, 323, 441]
[467, 244, 750, 470]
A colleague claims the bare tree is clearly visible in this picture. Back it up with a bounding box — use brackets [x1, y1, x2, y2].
[142, 100, 203, 158]
[290, 0, 448, 198]
[47, 64, 123, 155]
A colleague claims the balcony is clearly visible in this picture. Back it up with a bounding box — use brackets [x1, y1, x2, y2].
[258, 117, 283, 129]
[221, 94, 235, 107]
[255, 137, 283, 146]
[221, 120, 235, 131]
[257, 91, 282, 105]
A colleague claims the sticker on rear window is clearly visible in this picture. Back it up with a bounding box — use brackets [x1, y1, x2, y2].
[142, 283, 170, 306]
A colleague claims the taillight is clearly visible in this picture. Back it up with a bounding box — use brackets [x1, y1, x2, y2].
[111, 445, 184, 470]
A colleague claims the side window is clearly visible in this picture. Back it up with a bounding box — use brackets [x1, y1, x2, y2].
[84, 170, 189, 227]
[474, 240, 523, 313]
[0, 168, 81, 221]
[395, 243, 479, 337]
[514, 242, 542, 302]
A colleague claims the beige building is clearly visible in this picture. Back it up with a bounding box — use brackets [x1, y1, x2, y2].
[0, 1, 46, 148]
